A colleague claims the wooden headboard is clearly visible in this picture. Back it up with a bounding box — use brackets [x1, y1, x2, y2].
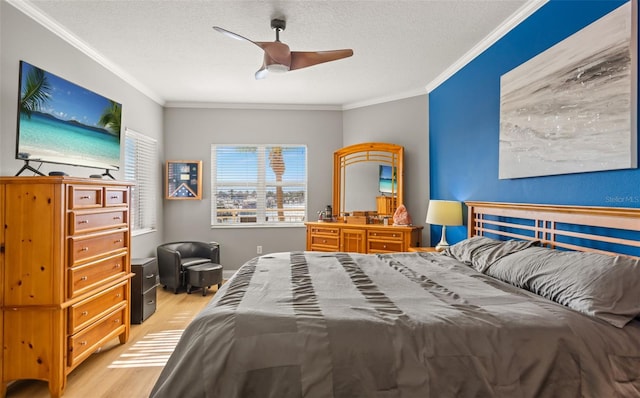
[466, 201, 640, 258]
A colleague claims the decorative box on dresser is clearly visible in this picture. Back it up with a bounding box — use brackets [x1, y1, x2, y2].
[0, 176, 133, 398]
[305, 222, 422, 254]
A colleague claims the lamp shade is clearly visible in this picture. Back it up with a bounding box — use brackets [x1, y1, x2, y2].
[426, 200, 462, 226]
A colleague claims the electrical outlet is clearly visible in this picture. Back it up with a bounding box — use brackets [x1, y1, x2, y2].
[257, 245, 263, 254]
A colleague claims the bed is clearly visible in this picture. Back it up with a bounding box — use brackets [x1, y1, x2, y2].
[150, 201, 640, 397]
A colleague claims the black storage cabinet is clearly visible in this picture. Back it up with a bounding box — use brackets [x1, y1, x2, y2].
[131, 257, 159, 324]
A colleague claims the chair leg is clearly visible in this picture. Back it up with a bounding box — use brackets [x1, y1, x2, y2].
[202, 287, 208, 297]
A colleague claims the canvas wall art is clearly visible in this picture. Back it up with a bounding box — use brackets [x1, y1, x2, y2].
[499, 1, 637, 179]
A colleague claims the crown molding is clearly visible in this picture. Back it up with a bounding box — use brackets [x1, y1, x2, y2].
[425, 0, 549, 93]
[164, 101, 342, 111]
[7, 0, 165, 105]
[341, 88, 427, 111]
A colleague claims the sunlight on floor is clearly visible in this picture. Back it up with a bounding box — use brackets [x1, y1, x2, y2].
[108, 329, 184, 368]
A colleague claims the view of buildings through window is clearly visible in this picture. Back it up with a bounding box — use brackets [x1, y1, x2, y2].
[211, 145, 307, 225]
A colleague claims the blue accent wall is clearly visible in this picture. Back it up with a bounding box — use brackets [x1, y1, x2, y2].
[429, 0, 638, 245]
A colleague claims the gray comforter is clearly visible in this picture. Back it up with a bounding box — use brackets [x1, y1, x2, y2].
[150, 251, 640, 397]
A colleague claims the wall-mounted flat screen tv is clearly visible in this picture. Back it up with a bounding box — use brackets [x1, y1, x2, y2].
[16, 60, 122, 172]
[378, 164, 397, 194]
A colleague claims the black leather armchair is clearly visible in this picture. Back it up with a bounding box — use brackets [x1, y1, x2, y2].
[156, 241, 220, 293]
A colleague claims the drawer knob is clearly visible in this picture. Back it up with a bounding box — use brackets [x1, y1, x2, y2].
[80, 341, 88, 346]
[115, 293, 121, 298]
[78, 220, 89, 224]
[383, 245, 387, 248]
[114, 319, 120, 324]
[113, 216, 121, 220]
[147, 300, 155, 305]
[79, 195, 90, 200]
[114, 239, 123, 243]
[145, 274, 155, 279]
[80, 276, 88, 281]
[80, 247, 89, 252]
[110, 195, 119, 199]
[114, 263, 121, 269]
[322, 239, 326, 243]
[81, 311, 89, 316]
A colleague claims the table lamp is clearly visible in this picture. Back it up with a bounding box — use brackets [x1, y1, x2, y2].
[426, 200, 462, 251]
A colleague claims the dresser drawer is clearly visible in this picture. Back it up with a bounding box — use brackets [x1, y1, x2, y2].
[367, 240, 403, 253]
[69, 210, 127, 235]
[69, 282, 127, 334]
[104, 187, 128, 207]
[69, 186, 103, 209]
[69, 254, 127, 298]
[70, 230, 127, 265]
[367, 230, 404, 241]
[68, 308, 126, 367]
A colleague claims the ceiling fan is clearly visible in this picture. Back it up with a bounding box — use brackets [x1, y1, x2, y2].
[213, 18, 354, 80]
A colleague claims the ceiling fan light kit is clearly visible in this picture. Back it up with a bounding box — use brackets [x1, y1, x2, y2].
[213, 18, 354, 80]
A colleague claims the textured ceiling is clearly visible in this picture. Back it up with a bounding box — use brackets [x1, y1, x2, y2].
[14, 0, 536, 108]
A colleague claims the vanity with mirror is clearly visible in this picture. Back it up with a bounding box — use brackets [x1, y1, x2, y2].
[305, 142, 422, 253]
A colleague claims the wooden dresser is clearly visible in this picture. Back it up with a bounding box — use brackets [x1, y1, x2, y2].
[0, 176, 133, 397]
[305, 222, 422, 254]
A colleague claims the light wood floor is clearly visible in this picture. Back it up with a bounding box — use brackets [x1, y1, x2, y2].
[6, 286, 216, 398]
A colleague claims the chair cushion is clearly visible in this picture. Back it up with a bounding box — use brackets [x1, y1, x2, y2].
[182, 257, 212, 268]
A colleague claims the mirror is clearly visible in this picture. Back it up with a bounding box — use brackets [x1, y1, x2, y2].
[333, 142, 403, 219]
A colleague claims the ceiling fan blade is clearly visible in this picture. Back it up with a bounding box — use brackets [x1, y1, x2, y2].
[255, 41, 291, 66]
[290, 49, 354, 71]
[212, 26, 256, 44]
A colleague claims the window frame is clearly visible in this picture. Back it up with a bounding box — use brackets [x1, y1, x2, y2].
[210, 144, 308, 228]
[123, 128, 158, 236]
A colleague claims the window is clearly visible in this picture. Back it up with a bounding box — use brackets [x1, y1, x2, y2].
[124, 128, 158, 235]
[211, 144, 307, 226]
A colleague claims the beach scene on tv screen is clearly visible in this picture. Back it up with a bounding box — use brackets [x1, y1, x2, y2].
[17, 61, 121, 170]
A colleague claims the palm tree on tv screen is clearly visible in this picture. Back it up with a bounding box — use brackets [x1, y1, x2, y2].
[20, 66, 51, 118]
[98, 100, 121, 135]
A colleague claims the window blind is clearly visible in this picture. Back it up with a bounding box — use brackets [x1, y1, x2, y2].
[124, 128, 158, 234]
[211, 144, 307, 226]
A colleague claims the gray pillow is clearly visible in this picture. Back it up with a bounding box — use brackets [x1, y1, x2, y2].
[444, 236, 539, 273]
[486, 246, 640, 328]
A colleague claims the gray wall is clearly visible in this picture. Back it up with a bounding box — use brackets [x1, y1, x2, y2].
[0, 2, 165, 259]
[163, 106, 343, 270]
[343, 95, 430, 245]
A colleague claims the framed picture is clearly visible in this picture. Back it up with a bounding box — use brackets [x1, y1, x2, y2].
[166, 160, 202, 200]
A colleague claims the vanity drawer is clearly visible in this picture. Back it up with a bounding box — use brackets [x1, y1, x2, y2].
[69, 210, 127, 235]
[367, 240, 403, 253]
[367, 230, 404, 241]
[69, 283, 127, 334]
[309, 226, 339, 236]
[309, 235, 339, 251]
[68, 308, 126, 367]
[68, 254, 127, 298]
[69, 186, 103, 209]
[69, 230, 127, 265]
